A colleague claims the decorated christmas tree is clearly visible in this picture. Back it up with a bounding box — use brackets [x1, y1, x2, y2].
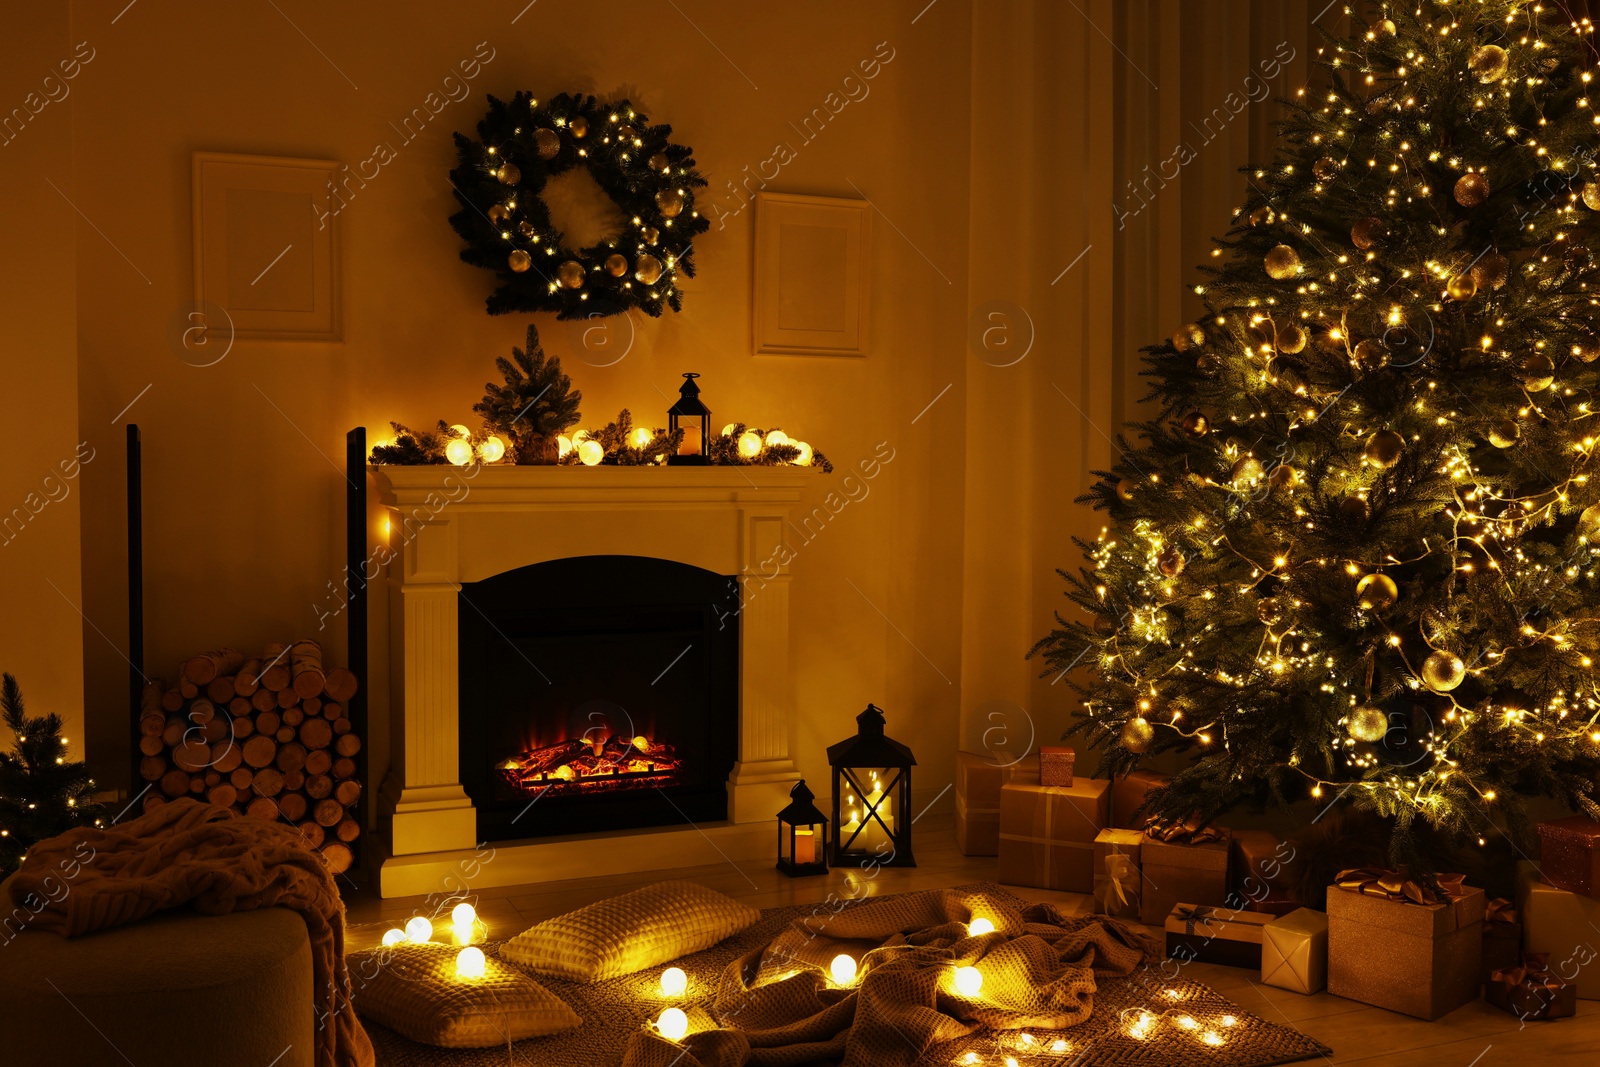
[474, 324, 582, 463]
[0, 674, 103, 876]
[1033, 2, 1600, 872]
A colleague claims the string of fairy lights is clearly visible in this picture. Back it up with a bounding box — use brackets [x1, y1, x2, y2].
[1068, 2, 1600, 830]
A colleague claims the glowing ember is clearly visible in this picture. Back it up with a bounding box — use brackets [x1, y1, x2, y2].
[498, 734, 686, 796]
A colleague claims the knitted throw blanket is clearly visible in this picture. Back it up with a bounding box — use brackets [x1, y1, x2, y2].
[621, 886, 1159, 1067]
[10, 799, 374, 1067]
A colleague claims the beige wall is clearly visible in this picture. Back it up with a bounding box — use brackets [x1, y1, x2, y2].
[0, 1, 1329, 840]
[0, 12, 85, 750]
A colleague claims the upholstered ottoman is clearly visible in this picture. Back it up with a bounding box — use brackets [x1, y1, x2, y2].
[0, 878, 314, 1067]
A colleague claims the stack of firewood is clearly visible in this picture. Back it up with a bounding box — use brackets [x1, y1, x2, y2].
[137, 639, 362, 873]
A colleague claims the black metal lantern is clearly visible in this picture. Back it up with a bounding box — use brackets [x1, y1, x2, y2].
[827, 704, 916, 867]
[777, 779, 829, 877]
[667, 372, 711, 465]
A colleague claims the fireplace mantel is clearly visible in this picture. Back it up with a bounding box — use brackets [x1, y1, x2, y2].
[371, 465, 809, 895]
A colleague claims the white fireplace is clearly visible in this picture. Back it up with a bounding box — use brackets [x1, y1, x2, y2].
[371, 465, 809, 897]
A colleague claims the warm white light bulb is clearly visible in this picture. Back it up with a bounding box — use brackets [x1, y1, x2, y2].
[478, 435, 506, 463]
[405, 916, 433, 943]
[657, 1007, 689, 1041]
[628, 426, 653, 449]
[830, 954, 858, 985]
[445, 438, 473, 466]
[737, 431, 763, 457]
[660, 966, 687, 996]
[578, 439, 604, 466]
[557, 435, 573, 458]
[720, 423, 737, 437]
[793, 441, 814, 466]
[572, 429, 590, 445]
[764, 429, 789, 448]
[968, 917, 995, 937]
[953, 966, 983, 997]
[449, 423, 472, 439]
[455, 946, 486, 979]
[381, 928, 405, 947]
[451, 902, 477, 927]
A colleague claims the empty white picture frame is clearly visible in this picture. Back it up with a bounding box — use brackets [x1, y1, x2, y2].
[753, 192, 870, 357]
[192, 152, 342, 341]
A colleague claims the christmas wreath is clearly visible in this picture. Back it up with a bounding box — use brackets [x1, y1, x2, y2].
[449, 92, 710, 318]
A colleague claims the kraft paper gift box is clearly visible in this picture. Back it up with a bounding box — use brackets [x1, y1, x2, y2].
[1326, 871, 1485, 1020]
[1093, 828, 1144, 918]
[1485, 954, 1578, 1021]
[1110, 769, 1170, 830]
[955, 794, 1000, 856]
[1039, 745, 1075, 787]
[997, 776, 1109, 893]
[1536, 815, 1600, 898]
[954, 751, 1025, 857]
[1261, 907, 1328, 994]
[1164, 904, 1275, 969]
[1229, 829, 1300, 915]
[1515, 860, 1600, 1000]
[1139, 827, 1231, 926]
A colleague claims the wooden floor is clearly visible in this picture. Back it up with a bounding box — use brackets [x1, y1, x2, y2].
[345, 814, 1598, 1064]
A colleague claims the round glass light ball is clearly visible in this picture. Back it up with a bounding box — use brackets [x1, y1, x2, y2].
[968, 917, 995, 936]
[764, 429, 789, 448]
[830, 954, 857, 985]
[578, 440, 604, 466]
[381, 928, 406, 947]
[953, 966, 983, 997]
[455, 946, 486, 979]
[445, 438, 474, 466]
[657, 1008, 689, 1042]
[737, 431, 763, 458]
[451, 902, 477, 927]
[477, 435, 506, 463]
[793, 441, 814, 466]
[660, 966, 687, 997]
[404, 916, 433, 943]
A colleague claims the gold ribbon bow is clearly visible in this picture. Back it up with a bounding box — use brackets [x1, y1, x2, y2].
[1485, 897, 1518, 926]
[1143, 815, 1224, 844]
[1489, 952, 1572, 1019]
[1334, 867, 1466, 906]
[1099, 853, 1138, 911]
[1172, 904, 1218, 934]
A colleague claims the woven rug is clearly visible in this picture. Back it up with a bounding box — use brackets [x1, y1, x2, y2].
[363, 883, 1332, 1067]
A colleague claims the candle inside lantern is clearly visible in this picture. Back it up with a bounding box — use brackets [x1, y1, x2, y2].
[792, 828, 816, 865]
[679, 421, 703, 455]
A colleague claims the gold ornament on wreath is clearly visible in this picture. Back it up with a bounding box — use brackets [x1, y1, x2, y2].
[449, 90, 710, 319]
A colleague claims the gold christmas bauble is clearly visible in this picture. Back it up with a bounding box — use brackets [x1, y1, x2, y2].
[533, 128, 561, 160]
[1574, 339, 1600, 363]
[1363, 429, 1405, 468]
[1157, 545, 1186, 578]
[1313, 157, 1339, 182]
[1421, 651, 1467, 692]
[1264, 244, 1302, 280]
[618, 125, 636, 141]
[1268, 463, 1298, 489]
[1092, 614, 1118, 637]
[649, 152, 670, 172]
[1470, 44, 1509, 83]
[508, 249, 532, 273]
[569, 116, 589, 138]
[1356, 572, 1399, 611]
[488, 203, 511, 224]
[1347, 705, 1389, 743]
[634, 253, 664, 285]
[605, 253, 629, 277]
[656, 190, 685, 218]
[1376, 18, 1396, 35]
[1584, 181, 1600, 211]
[1519, 353, 1555, 391]
[1455, 172, 1490, 207]
[1249, 205, 1275, 226]
[1579, 502, 1600, 541]
[1340, 495, 1371, 523]
[518, 220, 537, 238]
[1195, 352, 1222, 376]
[1277, 323, 1308, 354]
[641, 225, 660, 245]
[496, 162, 521, 185]
[1351, 216, 1385, 250]
[1172, 322, 1207, 352]
[557, 260, 586, 288]
[1231, 456, 1265, 487]
[1257, 597, 1285, 626]
[1488, 419, 1520, 448]
[1446, 272, 1477, 301]
[1472, 252, 1509, 290]
[1114, 478, 1136, 503]
[1120, 716, 1155, 753]
[1353, 339, 1389, 371]
[1180, 410, 1210, 437]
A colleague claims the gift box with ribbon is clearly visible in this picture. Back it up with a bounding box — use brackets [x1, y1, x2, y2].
[996, 775, 1109, 893]
[1514, 860, 1600, 1000]
[1481, 897, 1522, 987]
[1326, 867, 1485, 1020]
[1261, 907, 1328, 994]
[1163, 903, 1275, 969]
[1039, 745, 1076, 787]
[1111, 769, 1171, 830]
[1228, 828, 1301, 916]
[1485, 953, 1577, 1021]
[954, 751, 1027, 857]
[1139, 819, 1231, 925]
[1536, 815, 1600, 898]
[1093, 828, 1144, 919]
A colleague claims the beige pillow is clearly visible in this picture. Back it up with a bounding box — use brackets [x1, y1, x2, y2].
[348, 943, 580, 1048]
[502, 879, 760, 982]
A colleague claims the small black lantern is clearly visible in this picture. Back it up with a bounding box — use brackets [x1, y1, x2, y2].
[667, 372, 711, 465]
[777, 779, 829, 877]
[827, 704, 916, 867]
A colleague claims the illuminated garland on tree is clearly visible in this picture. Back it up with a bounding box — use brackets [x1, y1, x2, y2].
[449, 92, 710, 318]
[0, 674, 103, 876]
